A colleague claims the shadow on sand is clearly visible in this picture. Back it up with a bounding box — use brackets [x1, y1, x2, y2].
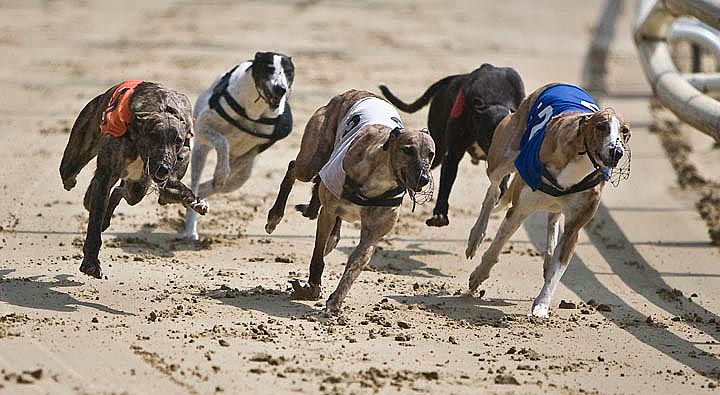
[0, 269, 132, 316]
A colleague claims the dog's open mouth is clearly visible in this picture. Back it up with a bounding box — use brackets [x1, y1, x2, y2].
[405, 173, 434, 211]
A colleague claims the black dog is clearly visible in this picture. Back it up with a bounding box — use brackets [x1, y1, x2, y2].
[60, 81, 208, 278]
[379, 63, 525, 227]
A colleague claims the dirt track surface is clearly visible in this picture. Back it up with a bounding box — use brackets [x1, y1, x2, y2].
[1, 1, 719, 394]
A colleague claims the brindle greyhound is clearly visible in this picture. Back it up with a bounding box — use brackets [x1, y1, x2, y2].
[265, 90, 435, 314]
[60, 81, 208, 279]
[465, 83, 630, 317]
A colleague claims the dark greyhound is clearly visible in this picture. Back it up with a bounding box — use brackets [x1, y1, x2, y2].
[379, 63, 525, 227]
[60, 81, 208, 279]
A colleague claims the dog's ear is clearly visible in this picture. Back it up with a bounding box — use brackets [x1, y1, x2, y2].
[578, 114, 593, 130]
[383, 127, 403, 150]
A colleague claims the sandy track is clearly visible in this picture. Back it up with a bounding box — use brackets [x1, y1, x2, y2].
[0, 1, 718, 394]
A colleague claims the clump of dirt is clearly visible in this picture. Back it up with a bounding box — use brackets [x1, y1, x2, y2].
[697, 190, 720, 246]
[205, 284, 285, 299]
[653, 119, 707, 188]
[653, 114, 720, 246]
[657, 287, 685, 303]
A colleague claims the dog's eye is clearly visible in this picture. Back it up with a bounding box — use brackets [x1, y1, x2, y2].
[620, 125, 630, 134]
[596, 123, 610, 133]
[402, 146, 416, 156]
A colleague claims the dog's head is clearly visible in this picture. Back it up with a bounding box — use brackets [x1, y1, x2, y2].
[133, 96, 193, 184]
[251, 51, 294, 109]
[580, 108, 631, 168]
[470, 100, 513, 149]
[383, 128, 435, 192]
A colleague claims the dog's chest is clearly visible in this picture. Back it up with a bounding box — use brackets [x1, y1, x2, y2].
[226, 130, 269, 157]
[553, 156, 595, 188]
[123, 157, 145, 181]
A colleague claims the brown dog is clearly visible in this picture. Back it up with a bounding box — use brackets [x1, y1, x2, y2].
[464, 83, 630, 317]
[60, 81, 208, 279]
[265, 90, 435, 314]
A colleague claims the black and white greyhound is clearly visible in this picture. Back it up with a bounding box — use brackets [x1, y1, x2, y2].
[185, 51, 294, 240]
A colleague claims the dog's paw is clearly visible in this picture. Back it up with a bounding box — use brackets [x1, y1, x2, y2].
[294, 204, 319, 220]
[212, 165, 230, 188]
[265, 212, 282, 234]
[323, 304, 342, 318]
[425, 214, 449, 227]
[468, 266, 489, 292]
[531, 302, 550, 318]
[289, 280, 321, 300]
[465, 224, 486, 259]
[62, 177, 77, 191]
[184, 229, 199, 241]
[189, 199, 209, 215]
[80, 257, 103, 279]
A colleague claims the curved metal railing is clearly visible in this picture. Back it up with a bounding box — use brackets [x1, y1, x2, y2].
[634, 0, 720, 142]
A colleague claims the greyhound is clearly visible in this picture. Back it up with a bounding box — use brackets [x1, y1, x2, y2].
[60, 81, 208, 279]
[379, 63, 525, 227]
[464, 83, 631, 317]
[184, 51, 294, 240]
[265, 90, 435, 315]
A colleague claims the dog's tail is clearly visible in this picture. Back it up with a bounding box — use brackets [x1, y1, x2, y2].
[379, 74, 461, 113]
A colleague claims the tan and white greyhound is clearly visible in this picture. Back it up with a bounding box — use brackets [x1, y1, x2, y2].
[266, 90, 435, 315]
[465, 83, 631, 317]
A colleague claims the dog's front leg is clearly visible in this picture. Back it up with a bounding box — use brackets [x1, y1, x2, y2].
[532, 197, 599, 317]
[325, 207, 398, 315]
[158, 178, 209, 215]
[205, 126, 231, 188]
[427, 144, 467, 227]
[466, 163, 515, 259]
[290, 205, 335, 300]
[544, 212, 561, 280]
[80, 163, 120, 278]
[265, 160, 296, 234]
[185, 142, 211, 240]
[469, 204, 531, 292]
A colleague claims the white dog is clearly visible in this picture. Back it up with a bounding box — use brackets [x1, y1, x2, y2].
[185, 51, 294, 240]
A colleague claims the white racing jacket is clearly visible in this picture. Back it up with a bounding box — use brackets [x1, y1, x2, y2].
[319, 97, 404, 199]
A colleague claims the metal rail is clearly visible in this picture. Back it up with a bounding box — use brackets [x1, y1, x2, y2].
[634, 0, 720, 142]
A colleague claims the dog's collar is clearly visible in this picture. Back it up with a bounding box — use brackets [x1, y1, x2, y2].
[341, 177, 406, 207]
[208, 65, 290, 142]
[538, 144, 610, 197]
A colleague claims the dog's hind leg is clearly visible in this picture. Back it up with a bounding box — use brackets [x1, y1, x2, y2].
[185, 142, 210, 240]
[531, 196, 599, 317]
[265, 160, 296, 234]
[103, 179, 150, 231]
[466, 163, 516, 259]
[290, 205, 335, 300]
[469, 202, 531, 292]
[324, 217, 342, 256]
[325, 207, 398, 315]
[60, 93, 107, 191]
[544, 212, 561, 280]
[295, 177, 321, 220]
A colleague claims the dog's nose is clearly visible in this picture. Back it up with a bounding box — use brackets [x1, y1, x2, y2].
[608, 146, 624, 167]
[272, 85, 286, 97]
[418, 173, 430, 187]
[155, 164, 171, 180]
